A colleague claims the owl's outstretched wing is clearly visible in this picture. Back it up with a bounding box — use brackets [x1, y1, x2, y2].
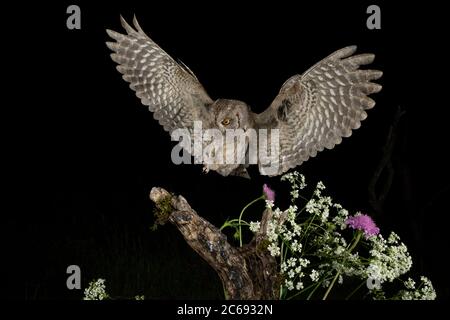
[255, 46, 382, 176]
[106, 16, 213, 134]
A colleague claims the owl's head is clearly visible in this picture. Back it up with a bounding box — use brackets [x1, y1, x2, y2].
[213, 99, 251, 131]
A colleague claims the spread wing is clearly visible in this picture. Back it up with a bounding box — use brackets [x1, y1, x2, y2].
[106, 16, 214, 135]
[255, 46, 382, 176]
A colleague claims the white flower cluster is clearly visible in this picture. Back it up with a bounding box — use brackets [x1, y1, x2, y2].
[281, 257, 311, 291]
[83, 278, 108, 300]
[404, 277, 416, 290]
[331, 207, 349, 230]
[313, 227, 368, 279]
[281, 171, 306, 201]
[265, 204, 303, 257]
[302, 181, 336, 224]
[366, 232, 412, 283]
[249, 171, 436, 300]
[265, 200, 274, 209]
[268, 242, 281, 256]
[398, 276, 436, 300]
[281, 171, 307, 190]
[309, 269, 320, 282]
[249, 221, 261, 233]
[270, 172, 358, 293]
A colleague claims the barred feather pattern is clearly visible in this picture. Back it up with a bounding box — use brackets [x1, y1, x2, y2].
[106, 17, 382, 178]
[255, 46, 382, 176]
[106, 16, 213, 134]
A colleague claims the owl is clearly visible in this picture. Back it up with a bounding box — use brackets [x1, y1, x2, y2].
[106, 16, 382, 178]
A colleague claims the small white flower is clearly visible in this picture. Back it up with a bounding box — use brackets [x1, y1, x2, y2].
[299, 258, 310, 267]
[273, 207, 282, 218]
[298, 174, 307, 189]
[83, 278, 108, 300]
[321, 207, 330, 222]
[288, 269, 295, 278]
[277, 224, 288, 237]
[334, 246, 345, 255]
[287, 257, 297, 267]
[285, 279, 294, 291]
[366, 233, 412, 283]
[266, 220, 278, 242]
[293, 224, 302, 236]
[332, 208, 349, 230]
[296, 282, 304, 290]
[366, 263, 382, 282]
[265, 200, 274, 209]
[268, 242, 280, 257]
[388, 232, 400, 244]
[287, 205, 298, 221]
[249, 221, 260, 233]
[280, 172, 290, 182]
[305, 199, 317, 214]
[283, 230, 294, 241]
[400, 276, 436, 300]
[310, 269, 319, 282]
[404, 278, 416, 290]
[418, 277, 437, 300]
[291, 239, 302, 252]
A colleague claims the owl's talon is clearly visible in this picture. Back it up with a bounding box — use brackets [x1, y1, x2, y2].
[202, 166, 209, 174]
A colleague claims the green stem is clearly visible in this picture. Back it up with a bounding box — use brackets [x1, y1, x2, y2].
[279, 284, 284, 300]
[308, 223, 329, 232]
[280, 241, 284, 261]
[297, 194, 309, 201]
[220, 219, 250, 231]
[322, 272, 340, 300]
[348, 231, 362, 253]
[238, 196, 264, 247]
[299, 215, 316, 251]
[307, 280, 324, 300]
[219, 219, 230, 231]
[345, 280, 366, 300]
[322, 231, 362, 300]
[288, 282, 318, 300]
[221, 282, 228, 299]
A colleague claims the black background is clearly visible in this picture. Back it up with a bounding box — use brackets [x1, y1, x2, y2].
[10, 1, 449, 300]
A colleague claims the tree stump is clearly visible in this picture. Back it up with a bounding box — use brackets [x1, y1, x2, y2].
[149, 187, 280, 300]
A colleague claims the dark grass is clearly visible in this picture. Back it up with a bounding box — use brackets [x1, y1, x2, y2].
[26, 212, 223, 300]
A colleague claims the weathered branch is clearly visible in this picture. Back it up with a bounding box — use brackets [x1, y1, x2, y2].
[149, 187, 279, 300]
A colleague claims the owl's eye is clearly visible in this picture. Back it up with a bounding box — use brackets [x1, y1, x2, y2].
[221, 118, 231, 126]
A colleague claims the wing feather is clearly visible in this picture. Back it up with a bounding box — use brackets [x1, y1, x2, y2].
[106, 16, 213, 134]
[255, 46, 382, 176]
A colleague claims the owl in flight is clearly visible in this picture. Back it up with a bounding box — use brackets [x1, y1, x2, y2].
[106, 16, 382, 178]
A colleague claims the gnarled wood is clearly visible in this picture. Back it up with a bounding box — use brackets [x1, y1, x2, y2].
[149, 187, 279, 300]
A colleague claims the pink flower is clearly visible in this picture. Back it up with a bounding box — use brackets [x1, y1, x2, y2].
[263, 184, 275, 202]
[345, 214, 380, 238]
